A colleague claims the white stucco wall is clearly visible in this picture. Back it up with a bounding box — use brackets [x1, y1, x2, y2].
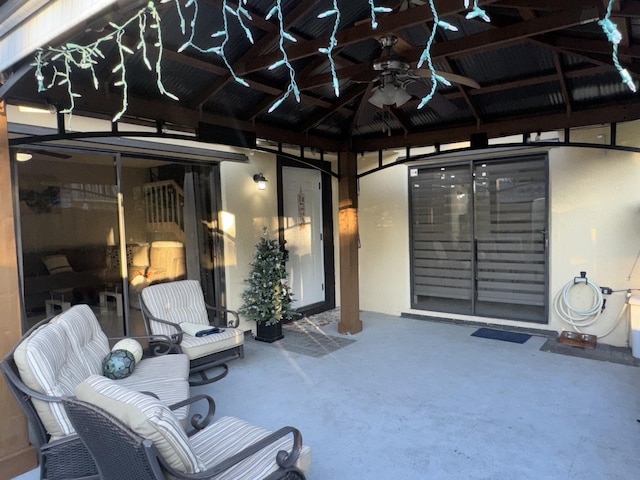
[357, 137, 640, 348]
[220, 151, 280, 333]
[548, 145, 640, 346]
[358, 164, 410, 315]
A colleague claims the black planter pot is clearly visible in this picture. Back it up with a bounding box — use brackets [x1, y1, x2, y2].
[255, 321, 284, 343]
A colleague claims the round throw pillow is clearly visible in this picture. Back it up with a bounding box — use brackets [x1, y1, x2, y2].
[111, 338, 143, 364]
[102, 350, 136, 380]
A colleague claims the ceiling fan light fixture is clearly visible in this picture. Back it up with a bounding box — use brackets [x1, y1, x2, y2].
[368, 84, 412, 108]
[393, 86, 412, 107]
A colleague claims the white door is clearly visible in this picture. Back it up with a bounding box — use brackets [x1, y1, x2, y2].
[282, 166, 324, 308]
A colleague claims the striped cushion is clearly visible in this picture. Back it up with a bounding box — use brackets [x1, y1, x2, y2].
[190, 416, 312, 480]
[13, 322, 88, 439]
[179, 329, 244, 361]
[75, 375, 204, 474]
[50, 305, 110, 375]
[141, 280, 210, 338]
[117, 375, 190, 425]
[128, 353, 190, 381]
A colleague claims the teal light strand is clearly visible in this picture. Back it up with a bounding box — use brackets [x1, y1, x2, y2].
[599, 0, 636, 92]
[177, 0, 251, 87]
[465, 1, 490, 23]
[266, 0, 300, 113]
[368, 0, 392, 30]
[33, 1, 178, 121]
[317, 1, 341, 97]
[417, 0, 451, 109]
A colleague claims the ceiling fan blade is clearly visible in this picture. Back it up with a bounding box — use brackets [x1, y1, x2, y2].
[405, 81, 457, 117]
[412, 69, 481, 89]
[405, 80, 430, 98]
[427, 94, 458, 117]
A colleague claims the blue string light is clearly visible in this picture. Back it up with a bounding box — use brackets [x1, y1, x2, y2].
[176, 0, 252, 87]
[368, 0, 392, 30]
[32, 0, 507, 120]
[317, 1, 341, 97]
[160, 0, 188, 34]
[465, 0, 490, 23]
[416, 0, 452, 109]
[33, 1, 177, 121]
[599, 0, 636, 92]
[266, 0, 300, 112]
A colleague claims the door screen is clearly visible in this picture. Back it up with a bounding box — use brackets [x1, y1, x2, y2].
[410, 156, 548, 323]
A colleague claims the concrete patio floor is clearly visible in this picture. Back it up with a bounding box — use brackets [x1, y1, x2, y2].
[12, 311, 640, 479]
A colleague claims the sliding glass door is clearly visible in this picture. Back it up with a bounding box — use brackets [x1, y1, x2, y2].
[16, 148, 225, 336]
[410, 155, 548, 323]
[410, 164, 473, 314]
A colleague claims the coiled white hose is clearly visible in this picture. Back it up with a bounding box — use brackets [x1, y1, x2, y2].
[553, 277, 603, 328]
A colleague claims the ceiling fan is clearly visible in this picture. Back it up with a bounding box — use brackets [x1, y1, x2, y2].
[353, 35, 480, 113]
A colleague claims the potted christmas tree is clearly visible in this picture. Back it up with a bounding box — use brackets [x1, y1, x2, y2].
[239, 229, 295, 343]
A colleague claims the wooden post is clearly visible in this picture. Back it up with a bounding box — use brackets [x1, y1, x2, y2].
[337, 150, 362, 334]
[0, 101, 36, 479]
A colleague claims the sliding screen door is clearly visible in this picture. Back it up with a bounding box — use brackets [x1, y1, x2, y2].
[410, 164, 473, 314]
[473, 159, 547, 321]
[410, 155, 548, 323]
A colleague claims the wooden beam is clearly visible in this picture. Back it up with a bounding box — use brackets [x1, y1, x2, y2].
[0, 100, 37, 480]
[389, 106, 412, 134]
[552, 51, 571, 116]
[352, 98, 640, 151]
[300, 85, 367, 133]
[337, 150, 362, 334]
[548, 34, 640, 59]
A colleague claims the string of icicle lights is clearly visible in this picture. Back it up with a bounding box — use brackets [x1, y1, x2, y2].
[33, 0, 636, 122]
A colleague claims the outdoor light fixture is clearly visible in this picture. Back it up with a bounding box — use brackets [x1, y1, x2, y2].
[15, 151, 33, 162]
[253, 173, 267, 190]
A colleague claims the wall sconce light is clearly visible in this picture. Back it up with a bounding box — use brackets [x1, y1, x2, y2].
[253, 173, 267, 190]
[16, 151, 33, 162]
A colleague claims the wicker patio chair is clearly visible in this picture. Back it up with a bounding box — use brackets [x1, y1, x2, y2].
[140, 279, 245, 386]
[64, 375, 311, 480]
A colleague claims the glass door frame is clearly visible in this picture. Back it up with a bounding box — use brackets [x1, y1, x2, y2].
[409, 153, 549, 324]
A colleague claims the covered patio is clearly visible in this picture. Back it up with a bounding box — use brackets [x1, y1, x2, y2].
[12, 311, 640, 479]
[3, 1, 640, 477]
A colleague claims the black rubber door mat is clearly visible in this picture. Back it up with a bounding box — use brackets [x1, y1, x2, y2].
[471, 327, 531, 344]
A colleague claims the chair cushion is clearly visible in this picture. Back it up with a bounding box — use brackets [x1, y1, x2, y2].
[118, 354, 191, 425]
[13, 322, 88, 439]
[179, 329, 244, 361]
[190, 416, 313, 480]
[75, 375, 203, 474]
[141, 280, 210, 337]
[50, 305, 110, 375]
